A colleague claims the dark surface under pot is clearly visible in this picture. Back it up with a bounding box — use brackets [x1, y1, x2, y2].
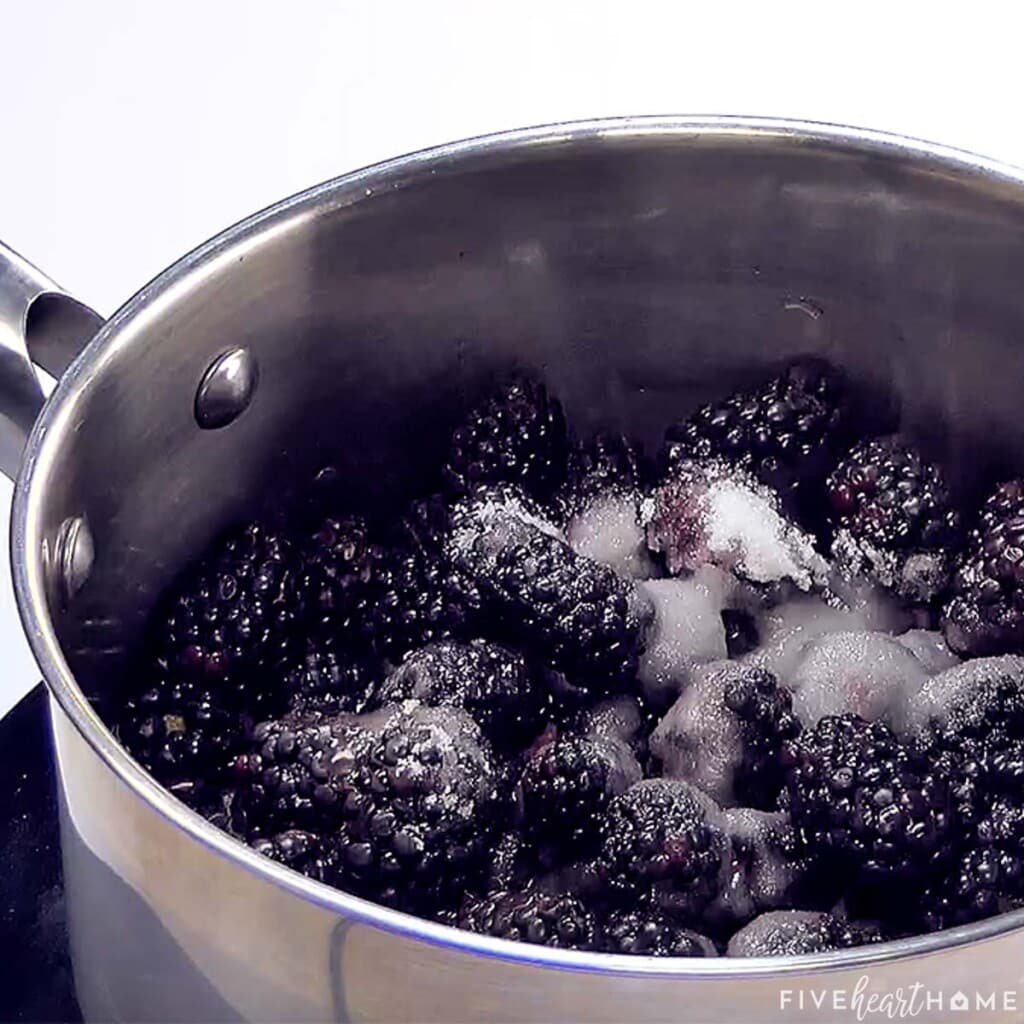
[0, 685, 81, 1023]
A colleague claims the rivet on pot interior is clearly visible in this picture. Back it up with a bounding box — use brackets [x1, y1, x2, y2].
[195, 347, 258, 429]
[56, 516, 94, 605]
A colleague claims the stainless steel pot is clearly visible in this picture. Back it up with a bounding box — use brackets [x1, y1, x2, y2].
[5, 116, 1024, 1024]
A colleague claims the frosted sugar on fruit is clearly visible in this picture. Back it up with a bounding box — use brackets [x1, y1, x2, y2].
[743, 584, 911, 681]
[904, 655, 1024, 739]
[636, 567, 738, 705]
[896, 629, 960, 675]
[650, 661, 797, 809]
[643, 459, 828, 591]
[726, 910, 884, 957]
[566, 491, 659, 579]
[714, 808, 809, 925]
[789, 631, 930, 734]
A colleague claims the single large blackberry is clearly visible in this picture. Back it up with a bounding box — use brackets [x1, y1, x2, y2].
[154, 522, 301, 687]
[443, 376, 569, 500]
[827, 437, 961, 602]
[358, 543, 483, 663]
[517, 733, 640, 863]
[600, 907, 717, 957]
[662, 357, 848, 508]
[554, 434, 645, 524]
[912, 657, 1024, 830]
[944, 480, 1024, 656]
[233, 703, 506, 910]
[722, 667, 801, 809]
[376, 639, 546, 752]
[907, 657, 1024, 928]
[783, 715, 955, 886]
[601, 779, 730, 921]
[281, 635, 381, 716]
[446, 484, 653, 690]
[229, 714, 351, 833]
[458, 887, 596, 950]
[117, 669, 250, 797]
[297, 515, 376, 636]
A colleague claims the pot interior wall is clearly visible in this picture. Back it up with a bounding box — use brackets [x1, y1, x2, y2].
[34, 127, 1024, 703]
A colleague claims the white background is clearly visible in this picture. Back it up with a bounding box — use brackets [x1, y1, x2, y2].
[0, 0, 1021, 715]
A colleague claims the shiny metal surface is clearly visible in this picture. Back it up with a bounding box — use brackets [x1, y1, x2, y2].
[10, 116, 1024, 1020]
[0, 242, 101, 480]
[194, 346, 259, 429]
[53, 515, 94, 607]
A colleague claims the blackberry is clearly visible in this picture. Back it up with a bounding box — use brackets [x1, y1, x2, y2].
[827, 437, 961, 602]
[358, 543, 483, 663]
[251, 829, 341, 885]
[117, 670, 250, 795]
[555, 434, 645, 524]
[600, 907, 717, 957]
[722, 608, 759, 659]
[662, 357, 848, 508]
[601, 779, 730, 920]
[909, 655, 1024, 921]
[398, 492, 455, 553]
[944, 480, 1024, 656]
[234, 703, 505, 911]
[783, 715, 955, 886]
[458, 887, 596, 950]
[909, 658, 1024, 925]
[447, 484, 653, 690]
[723, 667, 801, 809]
[912, 656, 1024, 830]
[443, 376, 568, 500]
[726, 910, 884, 957]
[376, 639, 546, 752]
[643, 458, 827, 590]
[517, 733, 640, 863]
[154, 522, 301, 688]
[282, 635, 381, 716]
[230, 714, 350, 832]
[650, 663, 798, 810]
[920, 844, 1024, 931]
[298, 516, 376, 636]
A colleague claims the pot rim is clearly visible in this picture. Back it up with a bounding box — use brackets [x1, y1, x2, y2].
[16, 113, 1024, 977]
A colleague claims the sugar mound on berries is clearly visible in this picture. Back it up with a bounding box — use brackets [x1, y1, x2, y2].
[790, 631, 930, 733]
[745, 587, 910, 681]
[650, 661, 745, 805]
[704, 480, 828, 590]
[566, 491, 658, 579]
[636, 567, 734, 704]
[905, 655, 1024, 738]
[896, 629, 960, 675]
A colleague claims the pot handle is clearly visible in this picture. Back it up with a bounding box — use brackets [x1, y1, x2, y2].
[0, 241, 104, 481]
